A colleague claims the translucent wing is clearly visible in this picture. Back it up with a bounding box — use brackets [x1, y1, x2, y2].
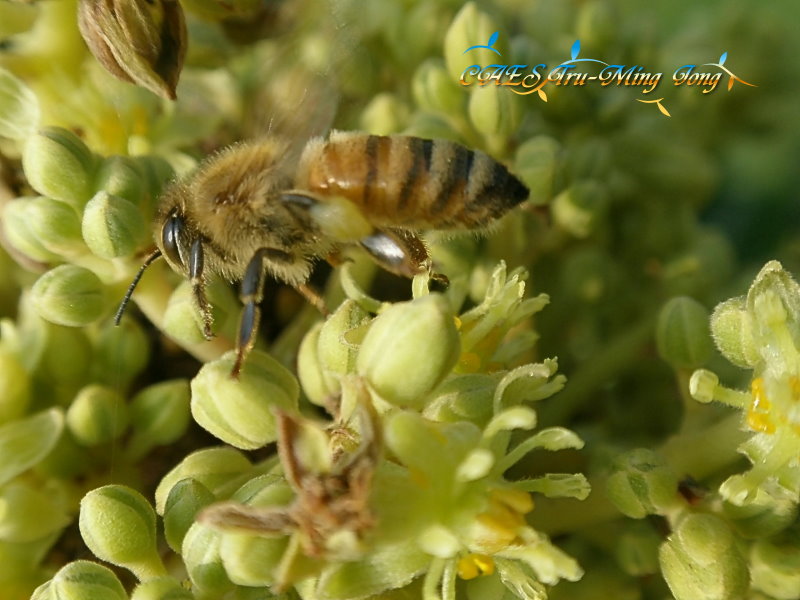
[235, 0, 360, 158]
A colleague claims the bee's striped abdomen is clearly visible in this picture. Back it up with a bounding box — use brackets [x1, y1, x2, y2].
[298, 132, 528, 230]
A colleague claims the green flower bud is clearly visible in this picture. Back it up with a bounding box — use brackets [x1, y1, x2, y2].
[48, 560, 127, 600]
[444, 3, 501, 81]
[126, 380, 190, 461]
[403, 111, 460, 141]
[163, 478, 216, 553]
[22, 127, 95, 207]
[181, 522, 234, 596]
[659, 514, 748, 600]
[0, 481, 71, 543]
[297, 321, 335, 406]
[191, 350, 299, 450]
[77, 0, 187, 100]
[468, 85, 522, 144]
[219, 531, 289, 587]
[162, 281, 208, 344]
[66, 384, 129, 446]
[514, 136, 561, 205]
[552, 181, 608, 239]
[155, 447, 252, 514]
[0, 66, 41, 141]
[710, 297, 758, 368]
[2, 198, 62, 263]
[162, 278, 238, 345]
[0, 408, 63, 487]
[357, 294, 460, 409]
[313, 540, 432, 600]
[37, 324, 94, 399]
[3, 197, 85, 261]
[94, 155, 147, 208]
[750, 539, 800, 599]
[723, 487, 798, 539]
[317, 299, 371, 385]
[229, 473, 294, 506]
[360, 93, 409, 136]
[130, 577, 193, 600]
[79, 485, 166, 580]
[82, 192, 148, 259]
[412, 59, 464, 116]
[0, 349, 31, 425]
[93, 319, 150, 388]
[29, 582, 52, 600]
[31, 265, 107, 327]
[747, 261, 800, 329]
[605, 449, 679, 518]
[656, 297, 713, 369]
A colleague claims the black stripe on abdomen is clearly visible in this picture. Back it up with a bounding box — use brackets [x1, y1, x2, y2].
[362, 135, 380, 206]
[397, 137, 426, 213]
[432, 143, 473, 214]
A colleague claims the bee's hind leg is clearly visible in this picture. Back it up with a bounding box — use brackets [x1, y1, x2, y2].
[358, 229, 449, 290]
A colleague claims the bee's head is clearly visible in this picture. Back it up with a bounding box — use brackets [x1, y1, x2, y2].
[114, 206, 193, 327]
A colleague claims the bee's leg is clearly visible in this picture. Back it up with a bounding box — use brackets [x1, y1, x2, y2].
[294, 283, 329, 316]
[189, 239, 214, 339]
[233, 248, 273, 378]
[359, 229, 449, 289]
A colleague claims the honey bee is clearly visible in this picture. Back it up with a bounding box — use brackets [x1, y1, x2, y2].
[116, 131, 529, 375]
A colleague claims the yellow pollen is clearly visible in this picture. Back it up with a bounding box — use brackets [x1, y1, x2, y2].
[475, 513, 517, 544]
[475, 496, 528, 547]
[457, 553, 495, 580]
[748, 377, 775, 434]
[491, 488, 534, 514]
[790, 376, 800, 400]
[454, 316, 463, 330]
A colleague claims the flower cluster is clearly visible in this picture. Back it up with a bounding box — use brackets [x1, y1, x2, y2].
[33, 263, 588, 600]
[691, 261, 800, 506]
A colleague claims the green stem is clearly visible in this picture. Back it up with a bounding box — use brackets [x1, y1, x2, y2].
[660, 412, 745, 479]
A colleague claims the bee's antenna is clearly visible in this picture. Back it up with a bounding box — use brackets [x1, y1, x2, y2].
[114, 249, 163, 326]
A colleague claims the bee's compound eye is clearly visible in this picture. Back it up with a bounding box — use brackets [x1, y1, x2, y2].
[162, 213, 185, 268]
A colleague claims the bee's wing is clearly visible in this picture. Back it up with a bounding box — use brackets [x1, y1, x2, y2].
[238, 0, 361, 157]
